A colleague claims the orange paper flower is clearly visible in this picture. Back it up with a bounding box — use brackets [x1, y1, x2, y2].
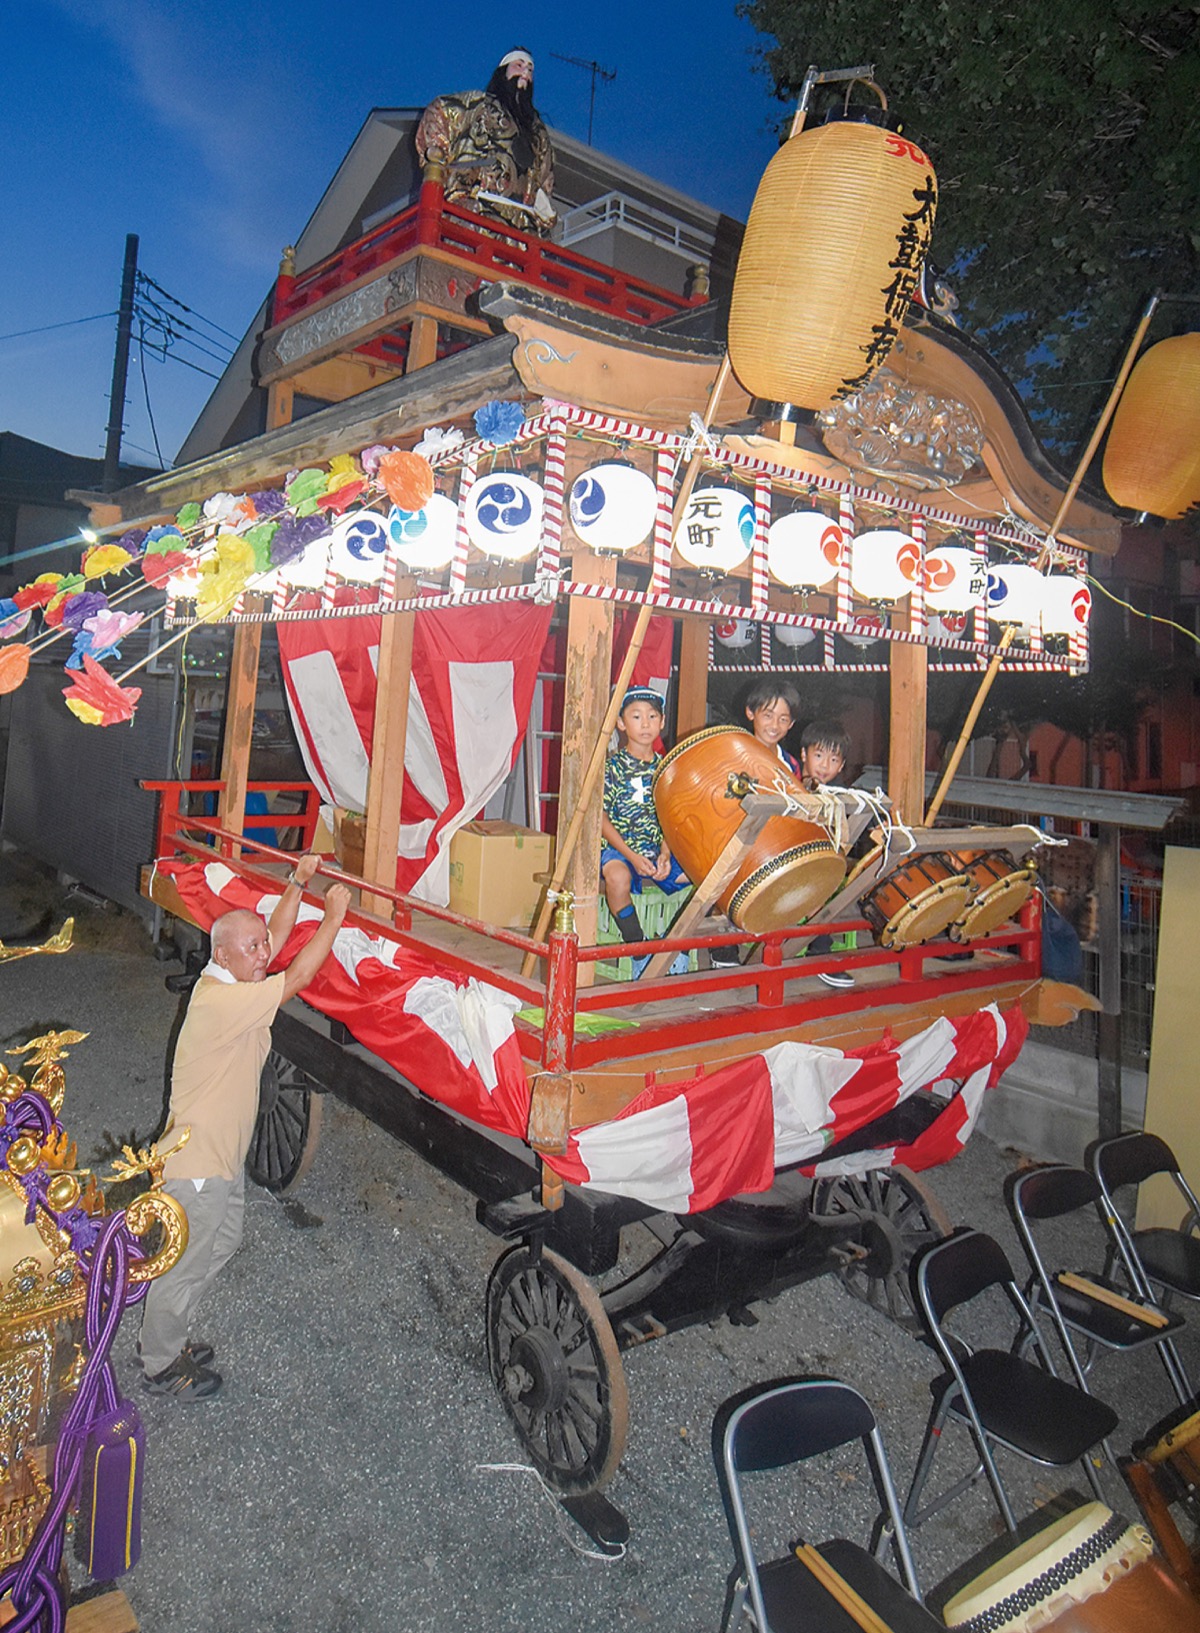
[376, 450, 434, 511]
[0, 644, 31, 696]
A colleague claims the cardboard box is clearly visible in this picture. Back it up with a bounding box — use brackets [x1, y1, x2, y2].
[333, 808, 366, 879]
[448, 820, 554, 929]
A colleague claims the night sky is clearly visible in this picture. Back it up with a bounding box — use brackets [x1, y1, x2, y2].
[2, 1, 783, 467]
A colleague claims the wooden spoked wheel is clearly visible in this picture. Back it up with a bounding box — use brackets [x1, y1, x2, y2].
[486, 1246, 629, 1497]
[810, 1165, 951, 1332]
[247, 1049, 323, 1193]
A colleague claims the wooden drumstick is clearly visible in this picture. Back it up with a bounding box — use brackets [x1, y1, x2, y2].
[1058, 1272, 1171, 1328]
[795, 1544, 896, 1633]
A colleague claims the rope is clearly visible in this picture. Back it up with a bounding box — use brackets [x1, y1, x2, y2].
[474, 1463, 628, 1562]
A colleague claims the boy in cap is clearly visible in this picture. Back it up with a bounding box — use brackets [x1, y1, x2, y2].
[601, 687, 690, 971]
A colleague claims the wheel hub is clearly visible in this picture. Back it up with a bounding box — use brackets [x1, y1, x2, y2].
[505, 1326, 570, 1414]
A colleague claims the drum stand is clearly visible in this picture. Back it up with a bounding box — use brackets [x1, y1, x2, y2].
[1122, 1444, 1200, 1596]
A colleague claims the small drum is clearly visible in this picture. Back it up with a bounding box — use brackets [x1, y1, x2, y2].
[861, 853, 971, 949]
[943, 1501, 1200, 1632]
[949, 850, 1038, 942]
[652, 726, 845, 933]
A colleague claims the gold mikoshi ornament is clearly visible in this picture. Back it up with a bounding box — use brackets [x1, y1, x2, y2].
[1102, 334, 1200, 520]
[728, 110, 938, 412]
[0, 1066, 24, 1103]
[6, 1136, 41, 1176]
[46, 1173, 81, 1213]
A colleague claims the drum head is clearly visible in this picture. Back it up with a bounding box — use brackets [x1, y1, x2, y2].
[952, 869, 1036, 941]
[730, 846, 846, 934]
[882, 877, 973, 949]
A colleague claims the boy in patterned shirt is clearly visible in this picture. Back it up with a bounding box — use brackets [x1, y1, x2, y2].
[601, 688, 690, 956]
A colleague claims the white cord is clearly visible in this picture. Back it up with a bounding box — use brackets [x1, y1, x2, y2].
[475, 1463, 629, 1563]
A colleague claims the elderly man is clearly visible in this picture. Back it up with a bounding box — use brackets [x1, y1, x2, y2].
[139, 857, 350, 1400]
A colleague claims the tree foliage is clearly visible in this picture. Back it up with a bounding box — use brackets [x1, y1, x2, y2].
[739, 0, 1200, 452]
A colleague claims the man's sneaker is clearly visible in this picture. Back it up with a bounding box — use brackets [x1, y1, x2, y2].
[710, 946, 743, 967]
[818, 969, 856, 989]
[142, 1352, 223, 1401]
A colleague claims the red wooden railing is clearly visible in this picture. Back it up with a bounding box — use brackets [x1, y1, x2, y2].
[270, 181, 706, 331]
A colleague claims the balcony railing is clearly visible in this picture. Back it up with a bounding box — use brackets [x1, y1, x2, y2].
[271, 184, 707, 332]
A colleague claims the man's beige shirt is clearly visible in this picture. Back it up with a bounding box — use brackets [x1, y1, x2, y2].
[163, 972, 286, 1180]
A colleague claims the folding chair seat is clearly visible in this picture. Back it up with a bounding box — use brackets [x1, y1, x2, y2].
[902, 1229, 1118, 1534]
[1088, 1132, 1200, 1309]
[712, 1375, 941, 1632]
[1005, 1163, 1191, 1406]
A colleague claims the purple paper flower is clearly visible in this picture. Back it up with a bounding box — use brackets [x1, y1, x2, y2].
[270, 512, 330, 567]
[61, 590, 109, 632]
[116, 528, 147, 556]
[253, 488, 288, 516]
[473, 400, 526, 446]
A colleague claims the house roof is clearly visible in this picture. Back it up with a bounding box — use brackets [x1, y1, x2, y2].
[0, 431, 155, 508]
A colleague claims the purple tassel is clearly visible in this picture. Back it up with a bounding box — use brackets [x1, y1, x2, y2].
[74, 1400, 144, 1578]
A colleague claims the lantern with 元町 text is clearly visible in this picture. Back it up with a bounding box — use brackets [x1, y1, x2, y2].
[1102, 334, 1200, 520]
[728, 105, 938, 411]
[922, 545, 985, 611]
[674, 487, 754, 573]
[714, 617, 756, 650]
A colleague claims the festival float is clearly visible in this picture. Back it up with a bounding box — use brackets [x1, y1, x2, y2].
[4, 62, 1170, 1548]
[0, 930, 188, 1631]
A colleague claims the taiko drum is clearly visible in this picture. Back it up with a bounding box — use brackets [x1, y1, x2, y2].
[947, 850, 1038, 942]
[861, 854, 971, 949]
[943, 1501, 1200, 1633]
[652, 726, 845, 934]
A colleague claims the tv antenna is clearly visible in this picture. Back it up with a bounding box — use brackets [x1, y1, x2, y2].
[551, 52, 617, 146]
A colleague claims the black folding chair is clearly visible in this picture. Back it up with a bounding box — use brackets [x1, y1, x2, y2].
[1006, 1164, 1192, 1406]
[712, 1376, 940, 1633]
[903, 1229, 1118, 1533]
[1088, 1132, 1200, 1314]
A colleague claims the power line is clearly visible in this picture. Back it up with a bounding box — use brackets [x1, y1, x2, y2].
[136, 270, 240, 344]
[135, 309, 233, 371]
[135, 317, 165, 468]
[0, 312, 115, 343]
[135, 285, 234, 358]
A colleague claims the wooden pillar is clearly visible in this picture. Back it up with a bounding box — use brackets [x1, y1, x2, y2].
[406, 314, 439, 374]
[266, 379, 295, 430]
[676, 615, 710, 736]
[888, 642, 928, 824]
[555, 549, 617, 982]
[217, 621, 262, 857]
[1095, 823, 1123, 1138]
[362, 586, 416, 919]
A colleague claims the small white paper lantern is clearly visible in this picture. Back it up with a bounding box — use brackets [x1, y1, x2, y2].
[675, 486, 754, 572]
[774, 623, 818, 648]
[714, 617, 757, 649]
[987, 563, 1044, 627]
[1041, 575, 1092, 636]
[386, 494, 458, 570]
[465, 472, 544, 561]
[928, 611, 970, 642]
[922, 546, 986, 611]
[850, 528, 920, 602]
[569, 462, 657, 551]
[843, 612, 888, 649]
[329, 510, 390, 584]
[279, 539, 331, 590]
[766, 510, 844, 588]
[166, 556, 203, 599]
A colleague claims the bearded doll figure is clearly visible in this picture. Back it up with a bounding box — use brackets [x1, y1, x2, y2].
[416, 49, 556, 235]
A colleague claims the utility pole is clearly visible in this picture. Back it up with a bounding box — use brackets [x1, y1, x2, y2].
[550, 52, 616, 146]
[103, 233, 139, 493]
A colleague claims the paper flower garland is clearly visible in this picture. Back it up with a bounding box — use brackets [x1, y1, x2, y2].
[376, 450, 435, 511]
[67, 609, 144, 669]
[14, 575, 64, 611]
[413, 426, 465, 459]
[81, 544, 132, 580]
[62, 655, 141, 726]
[196, 533, 257, 621]
[0, 602, 31, 640]
[473, 400, 526, 445]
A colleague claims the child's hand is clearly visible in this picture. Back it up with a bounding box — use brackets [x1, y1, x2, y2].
[652, 849, 672, 881]
[631, 853, 657, 879]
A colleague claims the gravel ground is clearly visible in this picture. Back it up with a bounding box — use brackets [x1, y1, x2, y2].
[0, 848, 1194, 1632]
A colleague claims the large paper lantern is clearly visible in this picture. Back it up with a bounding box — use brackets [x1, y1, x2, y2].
[568, 462, 657, 552]
[675, 487, 754, 572]
[328, 510, 390, 584]
[922, 546, 985, 611]
[1041, 575, 1092, 636]
[464, 473, 544, 560]
[850, 528, 920, 602]
[714, 617, 756, 649]
[987, 564, 1043, 627]
[386, 494, 458, 570]
[766, 510, 844, 588]
[728, 111, 938, 410]
[279, 539, 330, 590]
[1103, 334, 1200, 519]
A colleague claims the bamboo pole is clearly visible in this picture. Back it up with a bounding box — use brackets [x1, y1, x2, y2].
[923, 294, 1160, 828]
[520, 354, 732, 975]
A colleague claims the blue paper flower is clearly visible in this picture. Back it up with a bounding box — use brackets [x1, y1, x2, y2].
[473, 400, 526, 446]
